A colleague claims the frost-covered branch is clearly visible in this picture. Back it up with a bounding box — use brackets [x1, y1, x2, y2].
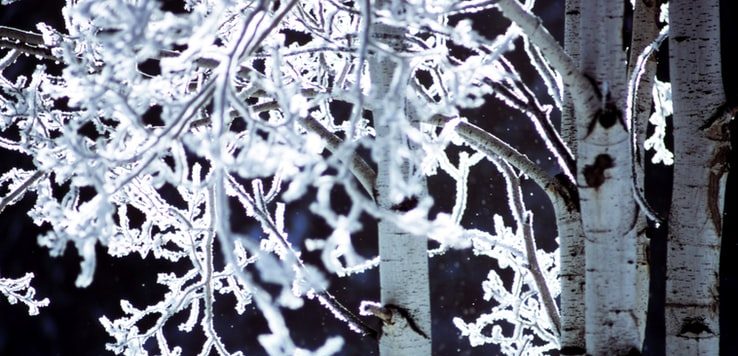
[0, 272, 49, 316]
[429, 115, 577, 210]
[491, 157, 561, 335]
[496, 0, 599, 116]
[0, 26, 44, 46]
[0, 169, 44, 214]
[482, 67, 575, 179]
[0, 0, 577, 354]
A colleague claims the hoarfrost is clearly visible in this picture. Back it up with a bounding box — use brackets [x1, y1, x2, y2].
[0, 0, 567, 354]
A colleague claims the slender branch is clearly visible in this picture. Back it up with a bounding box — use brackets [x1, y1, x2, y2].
[202, 193, 230, 355]
[225, 175, 379, 339]
[626, 25, 669, 224]
[483, 75, 575, 179]
[429, 115, 578, 211]
[0, 26, 45, 46]
[0, 39, 55, 61]
[516, 81, 576, 178]
[300, 115, 377, 198]
[523, 37, 563, 109]
[491, 157, 561, 335]
[496, 0, 599, 117]
[347, 0, 371, 140]
[0, 170, 45, 215]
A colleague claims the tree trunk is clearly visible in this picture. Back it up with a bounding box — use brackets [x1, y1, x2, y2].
[553, 200, 586, 354]
[370, 4, 432, 355]
[666, 1, 727, 353]
[577, 0, 642, 353]
[560, 0, 586, 353]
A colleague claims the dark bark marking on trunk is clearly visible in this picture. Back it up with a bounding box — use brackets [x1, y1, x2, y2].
[583, 154, 615, 188]
[390, 196, 418, 212]
[708, 144, 730, 235]
[384, 304, 430, 339]
[585, 103, 626, 137]
[678, 316, 714, 337]
[560, 346, 586, 355]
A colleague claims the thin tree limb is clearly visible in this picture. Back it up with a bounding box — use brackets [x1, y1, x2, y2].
[0, 26, 45, 46]
[626, 25, 669, 225]
[483, 70, 576, 180]
[496, 0, 599, 117]
[300, 115, 377, 198]
[225, 175, 379, 339]
[428, 115, 577, 211]
[491, 157, 561, 335]
[0, 170, 45, 215]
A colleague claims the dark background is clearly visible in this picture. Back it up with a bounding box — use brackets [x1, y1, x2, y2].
[0, 1, 736, 355]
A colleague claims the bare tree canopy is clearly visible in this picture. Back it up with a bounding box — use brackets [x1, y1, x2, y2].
[0, 0, 736, 355]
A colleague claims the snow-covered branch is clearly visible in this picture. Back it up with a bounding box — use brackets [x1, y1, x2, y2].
[0, 273, 49, 316]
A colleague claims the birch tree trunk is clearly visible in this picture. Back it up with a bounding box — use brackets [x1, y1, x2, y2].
[666, 1, 728, 353]
[577, 0, 641, 353]
[562, 0, 581, 152]
[553, 200, 586, 354]
[560, 1, 586, 353]
[370, 3, 431, 355]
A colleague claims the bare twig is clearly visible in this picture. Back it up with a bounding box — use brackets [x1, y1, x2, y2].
[0, 170, 45, 215]
[491, 157, 561, 335]
[0, 26, 45, 46]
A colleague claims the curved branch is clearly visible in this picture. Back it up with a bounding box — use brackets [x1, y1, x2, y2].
[626, 25, 669, 224]
[491, 157, 561, 335]
[300, 115, 377, 199]
[496, 0, 598, 117]
[428, 115, 578, 211]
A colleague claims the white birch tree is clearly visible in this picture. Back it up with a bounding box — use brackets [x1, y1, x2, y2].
[0, 0, 733, 355]
[666, 0, 727, 354]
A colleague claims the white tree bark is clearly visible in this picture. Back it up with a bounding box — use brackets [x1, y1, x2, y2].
[560, 0, 586, 353]
[496, 1, 606, 353]
[370, 5, 431, 355]
[666, 0, 727, 354]
[554, 201, 586, 354]
[577, 0, 641, 353]
[562, 0, 581, 151]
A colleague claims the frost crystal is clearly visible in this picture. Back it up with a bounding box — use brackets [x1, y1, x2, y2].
[1, 0, 566, 354]
[644, 79, 674, 165]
